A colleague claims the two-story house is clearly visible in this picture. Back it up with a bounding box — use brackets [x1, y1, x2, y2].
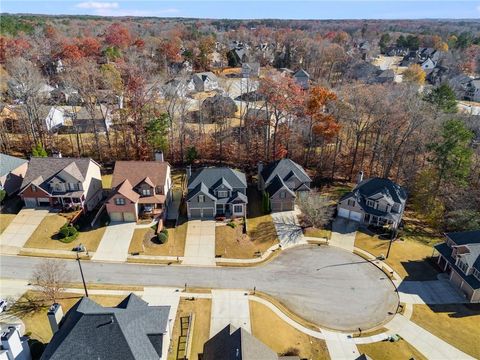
[191, 72, 219, 92]
[435, 230, 480, 303]
[19, 154, 103, 212]
[106, 155, 172, 222]
[186, 166, 247, 219]
[337, 175, 407, 228]
[258, 159, 311, 212]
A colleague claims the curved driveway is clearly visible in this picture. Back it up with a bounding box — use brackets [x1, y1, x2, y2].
[0, 245, 398, 331]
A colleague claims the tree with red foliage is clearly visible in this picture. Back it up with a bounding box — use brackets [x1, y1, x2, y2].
[105, 23, 131, 49]
[59, 43, 84, 62]
[77, 37, 101, 57]
[133, 38, 145, 49]
[0, 37, 31, 62]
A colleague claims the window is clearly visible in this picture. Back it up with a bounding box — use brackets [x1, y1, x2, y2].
[198, 195, 205, 203]
[233, 205, 243, 213]
[115, 198, 125, 205]
[457, 260, 468, 274]
[473, 269, 480, 281]
[280, 191, 286, 199]
[367, 200, 375, 207]
[31, 185, 36, 192]
[142, 189, 151, 196]
[68, 183, 80, 191]
[217, 190, 228, 198]
[347, 199, 355, 206]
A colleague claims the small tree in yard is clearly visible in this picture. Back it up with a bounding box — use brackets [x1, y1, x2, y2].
[297, 190, 334, 229]
[31, 260, 72, 304]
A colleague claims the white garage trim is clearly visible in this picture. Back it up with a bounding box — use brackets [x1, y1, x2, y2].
[23, 198, 37, 208]
[338, 208, 363, 222]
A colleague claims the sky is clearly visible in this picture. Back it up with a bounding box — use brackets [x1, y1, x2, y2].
[2, 0, 480, 20]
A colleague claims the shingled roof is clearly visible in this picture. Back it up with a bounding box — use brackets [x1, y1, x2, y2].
[111, 161, 169, 189]
[260, 158, 311, 186]
[20, 157, 94, 195]
[0, 153, 27, 177]
[41, 293, 170, 360]
[188, 167, 247, 191]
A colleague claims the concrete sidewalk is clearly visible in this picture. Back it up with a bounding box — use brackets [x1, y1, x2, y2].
[322, 329, 360, 360]
[0, 209, 49, 254]
[183, 220, 216, 266]
[385, 314, 475, 360]
[92, 222, 135, 262]
[210, 290, 251, 337]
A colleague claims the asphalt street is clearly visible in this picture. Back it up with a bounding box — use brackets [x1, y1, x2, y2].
[0, 245, 398, 331]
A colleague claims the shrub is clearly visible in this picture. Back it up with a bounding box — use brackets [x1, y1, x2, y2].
[58, 224, 79, 243]
[160, 228, 169, 238]
[157, 232, 168, 244]
[227, 221, 236, 228]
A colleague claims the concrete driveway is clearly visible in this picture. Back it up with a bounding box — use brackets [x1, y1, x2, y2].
[397, 279, 467, 304]
[92, 222, 136, 262]
[0, 208, 50, 254]
[330, 217, 358, 252]
[271, 209, 306, 248]
[182, 220, 216, 266]
[210, 290, 251, 337]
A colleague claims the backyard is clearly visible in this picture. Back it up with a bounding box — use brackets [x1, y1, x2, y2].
[249, 300, 330, 359]
[168, 298, 211, 360]
[22, 214, 106, 253]
[410, 303, 480, 359]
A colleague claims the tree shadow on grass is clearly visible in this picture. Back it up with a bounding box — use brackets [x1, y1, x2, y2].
[425, 303, 480, 319]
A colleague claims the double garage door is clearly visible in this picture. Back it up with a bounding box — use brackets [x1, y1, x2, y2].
[190, 208, 214, 219]
[271, 201, 294, 213]
[338, 208, 363, 222]
[109, 212, 136, 222]
[24, 197, 50, 208]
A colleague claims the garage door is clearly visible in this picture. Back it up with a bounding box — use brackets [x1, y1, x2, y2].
[109, 212, 123, 222]
[190, 208, 214, 219]
[271, 201, 294, 212]
[123, 212, 136, 222]
[349, 211, 362, 222]
[24, 198, 37, 208]
[37, 198, 50, 207]
[338, 208, 362, 222]
[202, 208, 214, 218]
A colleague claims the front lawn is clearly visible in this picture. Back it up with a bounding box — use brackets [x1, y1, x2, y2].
[169, 298, 211, 360]
[410, 304, 480, 359]
[9, 291, 124, 344]
[357, 338, 426, 360]
[304, 227, 331, 239]
[249, 300, 330, 359]
[23, 214, 106, 252]
[128, 219, 187, 257]
[0, 213, 15, 234]
[354, 229, 440, 280]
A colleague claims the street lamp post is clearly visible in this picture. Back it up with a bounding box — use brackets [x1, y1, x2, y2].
[386, 228, 397, 259]
[76, 248, 89, 297]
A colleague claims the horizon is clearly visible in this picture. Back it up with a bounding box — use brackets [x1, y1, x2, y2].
[2, 1, 480, 20]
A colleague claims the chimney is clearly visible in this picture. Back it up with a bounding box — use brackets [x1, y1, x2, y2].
[357, 171, 364, 184]
[257, 162, 264, 190]
[154, 151, 164, 162]
[52, 150, 62, 158]
[186, 165, 192, 180]
[1, 327, 29, 360]
[48, 303, 64, 334]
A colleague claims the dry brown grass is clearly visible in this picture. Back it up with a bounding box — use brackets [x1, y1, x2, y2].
[357, 339, 427, 360]
[23, 214, 106, 252]
[354, 230, 440, 280]
[128, 221, 187, 257]
[10, 291, 124, 344]
[410, 304, 480, 359]
[249, 301, 330, 359]
[0, 213, 16, 234]
[304, 227, 331, 239]
[168, 298, 211, 360]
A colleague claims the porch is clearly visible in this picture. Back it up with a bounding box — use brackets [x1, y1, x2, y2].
[51, 194, 85, 212]
[364, 213, 396, 228]
[215, 203, 246, 218]
[138, 202, 164, 221]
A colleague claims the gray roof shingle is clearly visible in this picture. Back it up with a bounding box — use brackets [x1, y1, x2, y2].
[261, 159, 311, 186]
[0, 153, 27, 177]
[188, 167, 247, 191]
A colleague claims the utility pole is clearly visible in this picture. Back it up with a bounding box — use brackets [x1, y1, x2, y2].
[76, 250, 89, 297]
[386, 228, 397, 259]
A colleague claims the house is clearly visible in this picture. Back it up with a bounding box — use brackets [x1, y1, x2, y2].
[435, 230, 480, 303]
[376, 69, 395, 84]
[293, 69, 310, 90]
[168, 60, 193, 75]
[337, 174, 407, 228]
[241, 62, 260, 78]
[0, 154, 28, 196]
[161, 78, 195, 98]
[192, 72, 219, 92]
[466, 79, 480, 102]
[186, 166, 248, 219]
[420, 57, 436, 71]
[201, 94, 238, 122]
[106, 154, 172, 222]
[449, 74, 473, 100]
[1, 326, 31, 360]
[19, 155, 103, 212]
[202, 324, 298, 360]
[258, 158, 311, 212]
[40, 294, 171, 360]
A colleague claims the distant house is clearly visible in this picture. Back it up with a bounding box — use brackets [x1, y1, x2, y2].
[202, 324, 298, 360]
[258, 158, 311, 212]
[435, 230, 480, 303]
[1, 326, 31, 360]
[376, 69, 395, 84]
[337, 174, 407, 228]
[19, 155, 103, 212]
[192, 72, 219, 92]
[168, 60, 193, 75]
[106, 154, 172, 222]
[293, 69, 310, 90]
[449, 74, 473, 100]
[186, 166, 248, 219]
[420, 58, 436, 71]
[201, 94, 238, 122]
[241, 62, 260, 78]
[40, 294, 171, 360]
[0, 154, 28, 196]
[466, 79, 480, 102]
[37, 105, 112, 133]
[161, 78, 195, 98]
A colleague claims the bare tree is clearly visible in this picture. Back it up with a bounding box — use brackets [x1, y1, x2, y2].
[297, 189, 334, 229]
[30, 259, 72, 303]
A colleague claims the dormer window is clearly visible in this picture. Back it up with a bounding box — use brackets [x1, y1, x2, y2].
[457, 260, 468, 274]
[198, 195, 205, 203]
[217, 190, 228, 198]
[367, 200, 375, 207]
[347, 199, 355, 206]
[115, 198, 125, 205]
[142, 189, 151, 196]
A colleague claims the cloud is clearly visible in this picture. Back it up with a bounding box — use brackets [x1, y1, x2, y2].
[76, 2, 119, 10]
[95, 8, 180, 17]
